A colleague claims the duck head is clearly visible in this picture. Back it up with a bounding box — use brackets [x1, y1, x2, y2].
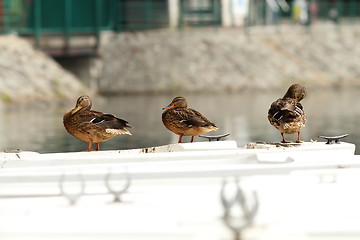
[283, 84, 307, 101]
[162, 96, 188, 110]
[71, 95, 92, 115]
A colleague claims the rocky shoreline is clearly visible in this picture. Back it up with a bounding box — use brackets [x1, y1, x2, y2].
[0, 35, 86, 105]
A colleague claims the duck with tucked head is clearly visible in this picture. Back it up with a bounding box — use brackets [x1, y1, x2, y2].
[268, 84, 307, 143]
[63, 95, 132, 151]
[162, 96, 218, 143]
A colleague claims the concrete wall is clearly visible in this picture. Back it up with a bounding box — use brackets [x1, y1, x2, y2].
[97, 24, 360, 94]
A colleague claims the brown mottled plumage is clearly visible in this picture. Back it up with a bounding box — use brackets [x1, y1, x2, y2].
[268, 84, 307, 143]
[63, 95, 132, 151]
[162, 96, 218, 143]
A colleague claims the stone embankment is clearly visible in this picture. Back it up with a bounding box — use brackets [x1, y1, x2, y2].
[1, 24, 359, 104]
[99, 24, 360, 94]
[0, 35, 85, 104]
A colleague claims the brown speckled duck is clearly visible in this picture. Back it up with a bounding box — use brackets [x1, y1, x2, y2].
[162, 96, 218, 143]
[63, 95, 132, 151]
[268, 84, 307, 143]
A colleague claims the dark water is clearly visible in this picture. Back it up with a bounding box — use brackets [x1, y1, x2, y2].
[1, 88, 359, 154]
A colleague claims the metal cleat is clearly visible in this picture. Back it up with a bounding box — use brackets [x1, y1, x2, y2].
[318, 134, 349, 144]
[199, 133, 230, 141]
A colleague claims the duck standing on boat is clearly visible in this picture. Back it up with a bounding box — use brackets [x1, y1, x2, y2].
[63, 95, 132, 151]
[268, 84, 307, 143]
[162, 96, 218, 143]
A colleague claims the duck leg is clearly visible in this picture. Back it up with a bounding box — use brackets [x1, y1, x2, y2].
[190, 136, 195, 142]
[178, 134, 183, 143]
[294, 132, 303, 143]
[95, 142, 100, 151]
[281, 133, 291, 143]
[87, 139, 93, 151]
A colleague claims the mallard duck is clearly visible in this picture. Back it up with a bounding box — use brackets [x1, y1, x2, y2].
[162, 96, 218, 143]
[268, 84, 307, 143]
[63, 95, 132, 151]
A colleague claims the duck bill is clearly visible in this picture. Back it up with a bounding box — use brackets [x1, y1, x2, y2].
[162, 104, 174, 110]
[71, 105, 83, 115]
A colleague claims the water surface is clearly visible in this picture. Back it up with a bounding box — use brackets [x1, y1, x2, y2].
[1, 88, 358, 154]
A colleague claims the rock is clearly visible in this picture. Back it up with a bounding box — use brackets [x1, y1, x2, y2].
[0, 35, 86, 104]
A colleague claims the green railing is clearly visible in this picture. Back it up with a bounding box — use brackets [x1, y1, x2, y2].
[1, 0, 28, 32]
[248, 0, 360, 26]
[1, 0, 360, 34]
[178, 0, 221, 27]
[2, 0, 359, 34]
[1, 0, 115, 33]
[114, 0, 360, 31]
[114, 0, 221, 31]
[0, 0, 115, 55]
[114, 0, 169, 31]
[0, 0, 359, 56]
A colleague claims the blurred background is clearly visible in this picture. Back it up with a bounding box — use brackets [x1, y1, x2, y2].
[0, 0, 359, 153]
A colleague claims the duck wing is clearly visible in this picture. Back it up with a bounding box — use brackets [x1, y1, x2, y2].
[78, 110, 132, 134]
[268, 98, 304, 122]
[93, 113, 132, 129]
[175, 108, 216, 127]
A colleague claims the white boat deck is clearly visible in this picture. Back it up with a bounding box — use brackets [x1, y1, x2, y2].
[0, 141, 359, 239]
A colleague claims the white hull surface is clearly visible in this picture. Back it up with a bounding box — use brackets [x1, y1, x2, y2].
[0, 141, 359, 240]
